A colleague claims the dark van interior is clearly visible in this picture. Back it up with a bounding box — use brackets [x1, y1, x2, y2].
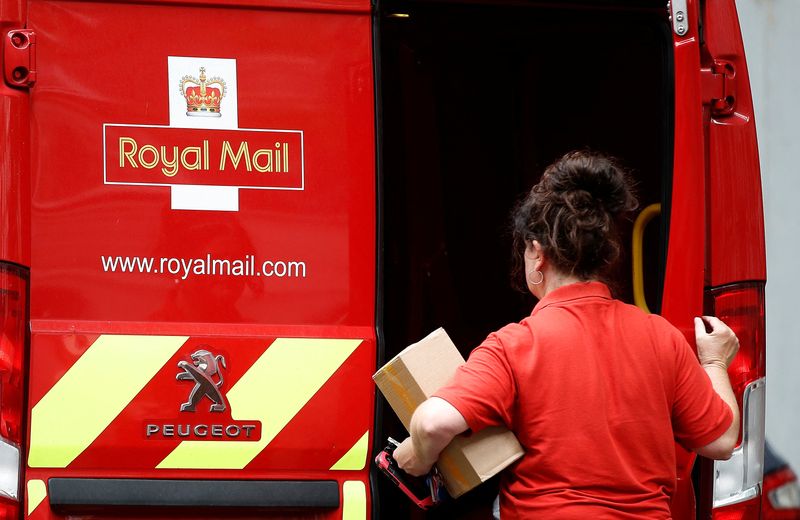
[376, 0, 674, 517]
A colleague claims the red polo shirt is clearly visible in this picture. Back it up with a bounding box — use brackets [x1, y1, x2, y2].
[434, 281, 732, 519]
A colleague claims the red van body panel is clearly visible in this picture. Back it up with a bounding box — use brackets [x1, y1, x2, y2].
[701, 0, 767, 286]
[664, 0, 706, 349]
[27, 0, 375, 325]
[664, 1, 707, 515]
[0, 0, 31, 267]
[20, 0, 376, 517]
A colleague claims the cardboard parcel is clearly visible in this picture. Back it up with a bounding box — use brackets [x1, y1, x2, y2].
[373, 328, 524, 498]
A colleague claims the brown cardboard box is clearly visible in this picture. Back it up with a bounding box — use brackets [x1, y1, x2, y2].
[373, 328, 524, 498]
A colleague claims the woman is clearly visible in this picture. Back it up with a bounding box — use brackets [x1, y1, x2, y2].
[393, 151, 740, 518]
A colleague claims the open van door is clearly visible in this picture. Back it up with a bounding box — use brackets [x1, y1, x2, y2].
[672, 0, 767, 518]
[701, 0, 768, 510]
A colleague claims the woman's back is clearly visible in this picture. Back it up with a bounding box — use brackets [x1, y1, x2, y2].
[506, 282, 678, 518]
[435, 281, 731, 518]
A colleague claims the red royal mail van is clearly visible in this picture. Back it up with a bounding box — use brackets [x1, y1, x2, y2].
[0, 0, 765, 519]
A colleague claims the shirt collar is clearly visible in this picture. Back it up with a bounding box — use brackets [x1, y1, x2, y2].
[531, 281, 612, 315]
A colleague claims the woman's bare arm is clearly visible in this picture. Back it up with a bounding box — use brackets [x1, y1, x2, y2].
[393, 397, 469, 476]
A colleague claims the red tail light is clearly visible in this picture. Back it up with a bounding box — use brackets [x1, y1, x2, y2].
[711, 499, 762, 520]
[706, 282, 765, 518]
[709, 283, 766, 409]
[0, 263, 28, 519]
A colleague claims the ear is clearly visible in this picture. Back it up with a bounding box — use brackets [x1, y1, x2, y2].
[525, 240, 545, 271]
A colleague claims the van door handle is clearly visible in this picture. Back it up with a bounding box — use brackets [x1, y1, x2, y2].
[632, 203, 661, 314]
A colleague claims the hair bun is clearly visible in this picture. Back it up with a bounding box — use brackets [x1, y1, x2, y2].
[541, 150, 637, 217]
[511, 150, 639, 283]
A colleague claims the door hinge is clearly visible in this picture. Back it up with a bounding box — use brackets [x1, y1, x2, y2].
[701, 60, 736, 116]
[3, 29, 36, 88]
[668, 0, 689, 37]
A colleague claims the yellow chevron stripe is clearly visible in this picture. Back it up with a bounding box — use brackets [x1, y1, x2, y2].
[26, 479, 46, 516]
[342, 481, 367, 520]
[28, 335, 187, 468]
[157, 338, 362, 469]
[331, 430, 369, 471]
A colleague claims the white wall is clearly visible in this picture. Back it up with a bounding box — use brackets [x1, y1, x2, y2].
[736, 0, 800, 471]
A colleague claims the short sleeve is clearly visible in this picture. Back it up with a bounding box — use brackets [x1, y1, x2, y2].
[432, 333, 516, 433]
[670, 328, 734, 450]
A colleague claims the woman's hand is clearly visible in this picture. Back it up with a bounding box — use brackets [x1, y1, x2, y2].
[393, 437, 434, 477]
[693, 316, 740, 459]
[694, 316, 739, 369]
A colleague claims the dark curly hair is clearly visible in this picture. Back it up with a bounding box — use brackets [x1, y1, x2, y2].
[511, 150, 638, 288]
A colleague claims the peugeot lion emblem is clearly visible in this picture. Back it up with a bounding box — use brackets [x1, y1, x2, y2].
[176, 348, 227, 412]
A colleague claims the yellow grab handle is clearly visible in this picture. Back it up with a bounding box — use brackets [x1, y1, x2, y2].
[632, 203, 662, 314]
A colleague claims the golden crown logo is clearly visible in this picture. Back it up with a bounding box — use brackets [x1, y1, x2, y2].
[179, 67, 227, 117]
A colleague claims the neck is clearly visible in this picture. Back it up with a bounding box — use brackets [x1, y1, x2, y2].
[537, 270, 589, 299]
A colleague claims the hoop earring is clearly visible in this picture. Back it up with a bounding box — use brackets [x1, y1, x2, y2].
[527, 270, 544, 285]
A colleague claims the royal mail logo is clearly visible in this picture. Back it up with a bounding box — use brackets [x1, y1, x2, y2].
[103, 56, 304, 211]
[180, 67, 226, 117]
[104, 125, 302, 189]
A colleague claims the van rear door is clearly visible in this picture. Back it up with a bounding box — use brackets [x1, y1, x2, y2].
[23, 1, 376, 518]
[694, 0, 766, 518]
